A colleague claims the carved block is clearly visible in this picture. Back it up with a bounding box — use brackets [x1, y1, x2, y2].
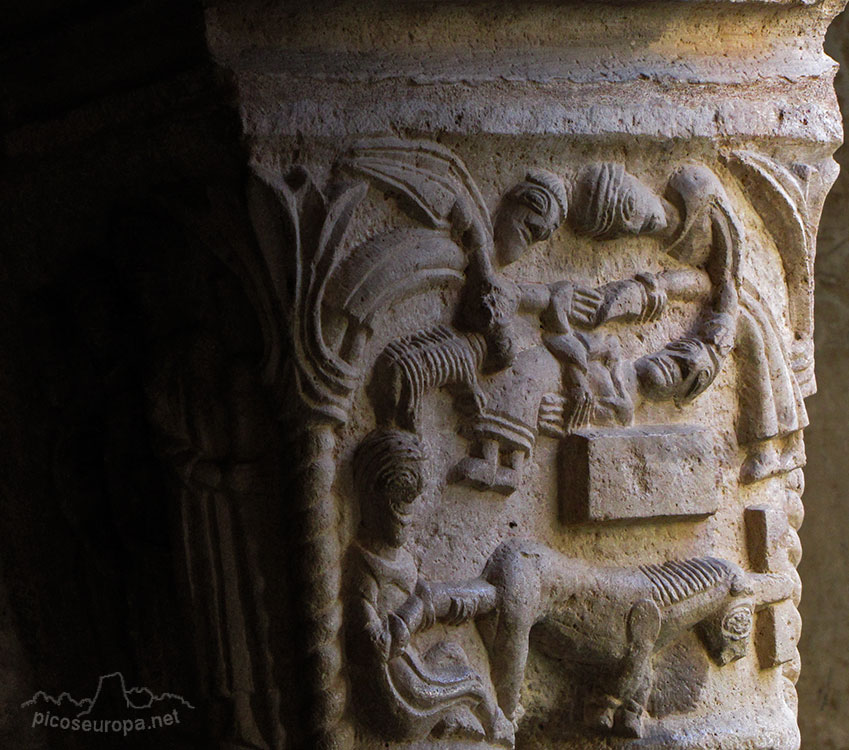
[559, 426, 719, 523]
[755, 600, 801, 669]
[745, 505, 791, 573]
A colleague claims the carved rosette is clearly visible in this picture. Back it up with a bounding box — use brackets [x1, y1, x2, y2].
[204, 1, 846, 748]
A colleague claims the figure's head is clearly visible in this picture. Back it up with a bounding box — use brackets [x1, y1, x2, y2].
[353, 429, 426, 548]
[664, 163, 737, 261]
[569, 163, 668, 240]
[636, 337, 720, 406]
[697, 597, 755, 666]
[493, 170, 568, 266]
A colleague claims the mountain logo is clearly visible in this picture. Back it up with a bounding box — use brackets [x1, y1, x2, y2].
[22, 673, 194, 736]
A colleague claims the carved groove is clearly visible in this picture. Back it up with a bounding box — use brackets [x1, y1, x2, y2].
[640, 558, 733, 607]
[375, 326, 487, 428]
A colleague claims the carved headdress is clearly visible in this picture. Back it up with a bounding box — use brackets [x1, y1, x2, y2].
[569, 162, 629, 239]
[353, 428, 427, 502]
[569, 162, 667, 240]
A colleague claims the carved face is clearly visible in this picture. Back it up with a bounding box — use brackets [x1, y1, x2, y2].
[494, 180, 565, 266]
[698, 599, 754, 666]
[570, 163, 668, 240]
[635, 338, 718, 406]
[354, 429, 426, 549]
[376, 468, 422, 548]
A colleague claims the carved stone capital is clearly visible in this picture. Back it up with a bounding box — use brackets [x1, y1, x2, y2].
[202, 2, 846, 748]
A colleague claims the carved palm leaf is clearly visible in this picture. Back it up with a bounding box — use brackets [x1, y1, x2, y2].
[341, 136, 491, 233]
[248, 167, 367, 423]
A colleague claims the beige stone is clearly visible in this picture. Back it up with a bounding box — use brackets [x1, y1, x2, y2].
[191, 1, 848, 748]
[560, 426, 719, 523]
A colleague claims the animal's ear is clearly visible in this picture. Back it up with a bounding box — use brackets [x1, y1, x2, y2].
[730, 572, 754, 597]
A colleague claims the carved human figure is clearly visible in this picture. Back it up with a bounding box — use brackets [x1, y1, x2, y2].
[736, 284, 808, 482]
[373, 165, 673, 494]
[634, 164, 741, 407]
[351, 142, 741, 495]
[345, 429, 513, 746]
[476, 539, 791, 739]
[626, 164, 802, 481]
[451, 165, 680, 491]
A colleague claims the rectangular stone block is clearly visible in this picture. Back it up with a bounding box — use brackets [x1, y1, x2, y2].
[755, 600, 799, 668]
[745, 505, 790, 573]
[558, 425, 719, 523]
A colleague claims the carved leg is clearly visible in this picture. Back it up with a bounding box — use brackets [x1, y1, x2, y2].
[451, 438, 499, 490]
[612, 598, 662, 738]
[492, 450, 525, 495]
[481, 542, 542, 722]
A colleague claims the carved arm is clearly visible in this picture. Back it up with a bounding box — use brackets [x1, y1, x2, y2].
[424, 579, 498, 626]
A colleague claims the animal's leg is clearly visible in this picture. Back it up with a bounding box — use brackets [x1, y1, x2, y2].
[451, 438, 499, 490]
[584, 691, 621, 732]
[613, 598, 662, 738]
[481, 542, 542, 723]
[489, 606, 534, 722]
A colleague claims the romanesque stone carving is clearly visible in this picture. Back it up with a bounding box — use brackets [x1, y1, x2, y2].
[240, 134, 828, 749]
[148, 339, 269, 748]
[725, 152, 828, 484]
[350, 139, 728, 497]
[479, 539, 792, 739]
[346, 428, 512, 746]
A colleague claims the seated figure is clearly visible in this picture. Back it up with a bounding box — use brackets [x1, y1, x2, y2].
[346, 428, 513, 746]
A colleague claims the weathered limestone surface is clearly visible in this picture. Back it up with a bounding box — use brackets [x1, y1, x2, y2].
[0, 2, 844, 750]
[200, 2, 844, 749]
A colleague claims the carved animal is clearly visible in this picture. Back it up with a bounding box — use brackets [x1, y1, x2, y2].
[479, 540, 788, 738]
[372, 325, 488, 431]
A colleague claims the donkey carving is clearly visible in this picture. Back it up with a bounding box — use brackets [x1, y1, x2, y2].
[479, 539, 791, 738]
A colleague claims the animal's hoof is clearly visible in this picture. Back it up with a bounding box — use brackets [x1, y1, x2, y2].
[450, 456, 497, 490]
[584, 694, 619, 732]
[613, 706, 644, 738]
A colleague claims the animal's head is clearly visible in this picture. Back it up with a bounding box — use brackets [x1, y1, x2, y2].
[696, 565, 755, 666]
[696, 565, 795, 666]
[696, 596, 755, 666]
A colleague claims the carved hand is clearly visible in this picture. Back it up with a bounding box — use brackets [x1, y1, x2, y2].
[444, 595, 474, 625]
[594, 279, 649, 324]
[449, 196, 490, 254]
[564, 385, 594, 431]
[414, 580, 437, 630]
[701, 311, 736, 356]
[456, 381, 488, 418]
[387, 612, 412, 657]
